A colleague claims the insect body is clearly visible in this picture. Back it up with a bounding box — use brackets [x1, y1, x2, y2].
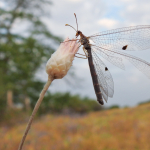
[76, 30, 104, 104]
[66, 13, 150, 105]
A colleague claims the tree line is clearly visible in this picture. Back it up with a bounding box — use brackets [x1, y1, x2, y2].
[0, 0, 61, 117]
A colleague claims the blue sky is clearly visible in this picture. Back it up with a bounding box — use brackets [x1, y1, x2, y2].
[2, 0, 150, 107]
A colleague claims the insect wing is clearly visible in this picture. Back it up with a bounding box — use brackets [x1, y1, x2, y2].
[92, 45, 150, 79]
[92, 45, 125, 70]
[89, 25, 150, 51]
[91, 50, 114, 102]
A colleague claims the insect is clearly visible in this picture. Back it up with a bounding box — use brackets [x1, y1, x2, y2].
[66, 13, 150, 105]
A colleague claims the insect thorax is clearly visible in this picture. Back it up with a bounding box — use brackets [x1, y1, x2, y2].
[81, 36, 91, 50]
[81, 36, 88, 44]
[84, 43, 91, 50]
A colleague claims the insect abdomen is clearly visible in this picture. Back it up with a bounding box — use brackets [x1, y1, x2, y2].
[87, 48, 104, 105]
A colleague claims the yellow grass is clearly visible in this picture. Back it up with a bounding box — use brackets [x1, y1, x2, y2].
[1, 103, 150, 150]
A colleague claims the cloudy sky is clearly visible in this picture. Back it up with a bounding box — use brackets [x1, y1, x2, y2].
[36, 0, 150, 107]
[3, 0, 150, 107]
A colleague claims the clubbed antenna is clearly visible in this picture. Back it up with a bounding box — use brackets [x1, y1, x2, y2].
[74, 13, 78, 31]
[65, 24, 76, 31]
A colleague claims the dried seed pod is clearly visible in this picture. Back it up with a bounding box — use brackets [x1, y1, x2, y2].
[46, 37, 80, 79]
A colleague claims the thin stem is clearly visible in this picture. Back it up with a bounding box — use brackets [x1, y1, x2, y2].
[18, 75, 54, 150]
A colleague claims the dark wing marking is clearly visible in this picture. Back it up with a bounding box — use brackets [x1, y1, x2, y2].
[122, 45, 128, 50]
[92, 50, 114, 102]
[105, 67, 108, 71]
[89, 25, 150, 51]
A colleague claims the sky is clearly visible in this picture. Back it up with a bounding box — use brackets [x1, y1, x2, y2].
[3, 0, 150, 107]
[36, 0, 150, 107]
[35, 0, 150, 107]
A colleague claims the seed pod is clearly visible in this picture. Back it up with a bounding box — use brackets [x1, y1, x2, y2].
[46, 37, 80, 79]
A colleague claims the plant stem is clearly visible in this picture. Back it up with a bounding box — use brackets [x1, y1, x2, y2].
[18, 75, 53, 150]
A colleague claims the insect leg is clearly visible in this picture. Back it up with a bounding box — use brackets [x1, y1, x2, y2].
[75, 54, 87, 59]
[61, 39, 79, 43]
[75, 48, 89, 59]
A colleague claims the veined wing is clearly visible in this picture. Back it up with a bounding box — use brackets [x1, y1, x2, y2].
[92, 45, 125, 70]
[89, 25, 150, 51]
[92, 50, 114, 102]
[92, 45, 150, 79]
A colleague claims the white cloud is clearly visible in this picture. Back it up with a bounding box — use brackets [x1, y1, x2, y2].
[0, 2, 4, 7]
[98, 18, 118, 29]
[120, 0, 150, 25]
[43, 0, 107, 37]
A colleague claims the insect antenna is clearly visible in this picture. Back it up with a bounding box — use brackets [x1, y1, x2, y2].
[65, 24, 76, 31]
[65, 13, 79, 32]
[74, 13, 78, 31]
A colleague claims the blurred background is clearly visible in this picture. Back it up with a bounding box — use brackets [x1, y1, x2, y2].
[1, 0, 150, 149]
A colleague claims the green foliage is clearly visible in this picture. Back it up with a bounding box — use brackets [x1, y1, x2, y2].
[108, 105, 120, 109]
[123, 105, 129, 108]
[138, 100, 150, 105]
[0, 109, 29, 126]
[36, 92, 103, 115]
[0, 92, 103, 124]
[0, 0, 61, 116]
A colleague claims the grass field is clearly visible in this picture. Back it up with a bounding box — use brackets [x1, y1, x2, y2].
[1, 103, 150, 150]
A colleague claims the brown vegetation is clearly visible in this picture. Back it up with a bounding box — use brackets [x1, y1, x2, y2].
[1, 103, 150, 150]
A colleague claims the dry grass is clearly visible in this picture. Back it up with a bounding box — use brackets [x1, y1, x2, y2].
[1, 103, 150, 150]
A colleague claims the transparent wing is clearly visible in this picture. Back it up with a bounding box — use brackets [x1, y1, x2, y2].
[92, 45, 150, 79]
[92, 45, 125, 70]
[89, 25, 150, 51]
[91, 50, 114, 102]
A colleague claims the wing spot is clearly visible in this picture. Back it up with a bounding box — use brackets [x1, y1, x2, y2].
[105, 67, 108, 71]
[122, 45, 128, 50]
